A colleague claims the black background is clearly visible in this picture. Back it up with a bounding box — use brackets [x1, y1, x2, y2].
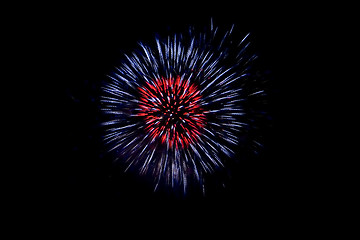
[23, 2, 318, 232]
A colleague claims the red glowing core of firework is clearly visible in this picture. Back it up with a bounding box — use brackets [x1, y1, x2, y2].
[137, 76, 206, 149]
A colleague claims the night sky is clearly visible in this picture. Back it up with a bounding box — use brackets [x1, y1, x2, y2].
[28, 3, 312, 230]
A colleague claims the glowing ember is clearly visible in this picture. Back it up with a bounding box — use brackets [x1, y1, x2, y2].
[137, 76, 206, 149]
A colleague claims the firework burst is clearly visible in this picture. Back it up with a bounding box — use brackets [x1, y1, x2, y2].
[101, 20, 265, 194]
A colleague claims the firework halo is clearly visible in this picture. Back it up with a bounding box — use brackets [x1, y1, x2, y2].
[100, 18, 268, 197]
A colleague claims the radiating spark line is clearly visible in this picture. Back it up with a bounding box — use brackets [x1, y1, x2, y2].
[101, 20, 266, 194]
